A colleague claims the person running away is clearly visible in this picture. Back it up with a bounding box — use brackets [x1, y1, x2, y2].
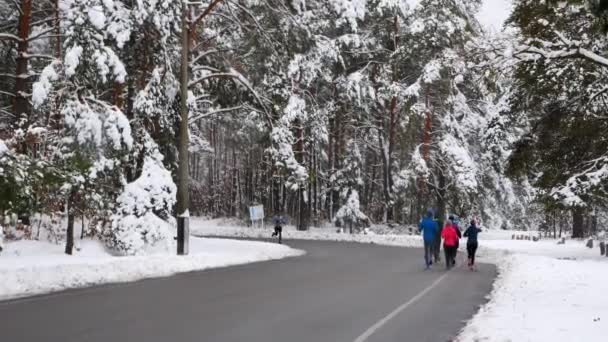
[441, 220, 459, 270]
[449, 215, 462, 266]
[419, 210, 439, 269]
[464, 220, 482, 270]
[432, 216, 444, 264]
[272, 213, 286, 244]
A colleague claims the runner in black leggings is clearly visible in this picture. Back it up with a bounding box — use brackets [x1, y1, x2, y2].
[463, 220, 482, 270]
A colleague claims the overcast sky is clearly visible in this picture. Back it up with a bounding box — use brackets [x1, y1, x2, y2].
[405, 0, 513, 31]
[478, 0, 513, 31]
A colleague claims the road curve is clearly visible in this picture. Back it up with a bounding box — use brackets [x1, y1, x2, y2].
[0, 239, 496, 342]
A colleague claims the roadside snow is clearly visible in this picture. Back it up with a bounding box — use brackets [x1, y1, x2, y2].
[458, 254, 608, 341]
[191, 217, 421, 247]
[192, 217, 608, 341]
[0, 237, 303, 301]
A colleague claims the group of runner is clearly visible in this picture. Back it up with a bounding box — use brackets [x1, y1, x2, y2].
[419, 210, 481, 270]
[271, 209, 481, 270]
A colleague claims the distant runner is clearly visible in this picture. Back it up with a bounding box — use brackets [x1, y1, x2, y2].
[272, 213, 286, 244]
[419, 210, 439, 269]
[464, 219, 482, 270]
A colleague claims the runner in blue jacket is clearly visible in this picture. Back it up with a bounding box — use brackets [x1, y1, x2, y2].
[419, 210, 439, 269]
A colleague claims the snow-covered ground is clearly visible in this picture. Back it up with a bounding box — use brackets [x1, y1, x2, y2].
[459, 254, 606, 341]
[191, 217, 423, 247]
[0, 237, 303, 301]
[192, 217, 608, 342]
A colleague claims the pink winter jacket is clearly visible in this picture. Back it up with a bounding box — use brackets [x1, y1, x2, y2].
[442, 224, 459, 247]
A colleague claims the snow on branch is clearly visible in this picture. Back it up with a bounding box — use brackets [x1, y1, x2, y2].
[189, 68, 272, 127]
[190, 0, 225, 29]
[188, 105, 243, 123]
[512, 29, 608, 69]
[0, 33, 22, 42]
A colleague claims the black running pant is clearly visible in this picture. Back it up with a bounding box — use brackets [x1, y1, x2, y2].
[467, 241, 478, 265]
[273, 225, 283, 243]
[443, 245, 457, 269]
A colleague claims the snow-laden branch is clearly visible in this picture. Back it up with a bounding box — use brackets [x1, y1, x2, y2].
[22, 53, 56, 60]
[27, 26, 56, 42]
[192, 65, 221, 73]
[188, 105, 243, 123]
[188, 69, 272, 127]
[191, 49, 220, 65]
[188, 72, 237, 87]
[513, 30, 608, 69]
[0, 33, 21, 42]
[0, 90, 16, 97]
[190, 0, 225, 29]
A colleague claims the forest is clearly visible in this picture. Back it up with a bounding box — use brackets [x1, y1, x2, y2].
[2, 0, 608, 254]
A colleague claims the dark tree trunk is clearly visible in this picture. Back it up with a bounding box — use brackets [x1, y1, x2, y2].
[80, 214, 85, 239]
[435, 171, 446, 222]
[176, 6, 190, 255]
[294, 118, 309, 231]
[14, 0, 32, 123]
[572, 207, 585, 238]
[65, 201, 74, 255]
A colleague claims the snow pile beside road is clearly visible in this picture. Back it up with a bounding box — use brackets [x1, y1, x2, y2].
[0, 237, 303, 301]
[191, 217, 422, 248]
[458, 254, 608, 341]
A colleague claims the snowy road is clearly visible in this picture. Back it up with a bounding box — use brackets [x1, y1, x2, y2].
[0, 240, 495, 342]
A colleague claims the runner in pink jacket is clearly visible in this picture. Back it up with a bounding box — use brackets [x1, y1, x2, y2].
[441, 221, 459, 269]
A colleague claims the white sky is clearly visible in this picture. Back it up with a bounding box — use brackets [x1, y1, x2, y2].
[478, 0, 513, 31]
[406, 0, 513, 31]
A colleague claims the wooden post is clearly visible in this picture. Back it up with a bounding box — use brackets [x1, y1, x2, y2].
[176, 5, 190, 255]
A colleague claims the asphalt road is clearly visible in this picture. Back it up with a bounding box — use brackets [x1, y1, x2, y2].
[0, 240, 495, 342]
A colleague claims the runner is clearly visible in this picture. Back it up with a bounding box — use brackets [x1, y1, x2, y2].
[271, 213, 286, 244]
[449, 215, 462, 266]
[419, 210, 439, 269]
[464, 219, 482, 270]
[432, 215, 444, 264]
[441, 220, 459, 270]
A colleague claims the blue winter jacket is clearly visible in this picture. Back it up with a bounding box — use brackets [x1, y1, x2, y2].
[419, 215, 439, 242]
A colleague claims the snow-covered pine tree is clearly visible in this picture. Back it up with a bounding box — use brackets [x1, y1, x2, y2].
[335, 190, 369, 234]
[392, 0, 486, 222]
[333, 138, 369, 233]
[31, 0, 181, 254]
[506, 0, 608, 237]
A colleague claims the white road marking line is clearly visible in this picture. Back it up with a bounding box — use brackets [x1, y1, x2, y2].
[353, 272, 450, 342]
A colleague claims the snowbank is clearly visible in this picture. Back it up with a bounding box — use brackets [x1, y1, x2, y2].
[458, 254, 608, 341]
[191, 217, 422, 247]
[192, 217, 608, 341]
[0, 237, 304, 301]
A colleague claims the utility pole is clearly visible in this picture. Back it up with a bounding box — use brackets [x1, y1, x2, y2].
[176, 4, 190, 255]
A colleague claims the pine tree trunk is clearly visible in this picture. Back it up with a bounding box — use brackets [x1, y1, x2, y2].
[14, 0, 32, 123]
[295, 118, 309, 230]
[436, 171, 446, 221]
[572, 208, 585, 238]
[65, 197, 74, 255]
